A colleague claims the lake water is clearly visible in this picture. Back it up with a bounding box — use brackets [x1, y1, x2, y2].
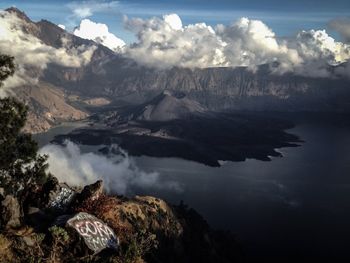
[35, 117, 350, 262]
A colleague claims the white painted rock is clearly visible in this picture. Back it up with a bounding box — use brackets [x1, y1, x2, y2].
[66, 212, 119, 253]
[48, 184, 76, 211]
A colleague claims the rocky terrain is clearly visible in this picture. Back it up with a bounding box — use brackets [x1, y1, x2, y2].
[13, 82, 88, 133]
[0, 178, 244, 262]
[48, 60, 350, 112]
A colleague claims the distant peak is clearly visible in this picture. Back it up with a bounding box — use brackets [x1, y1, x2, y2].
[5, 7, 31, 21]
[5, 7, 25, 15]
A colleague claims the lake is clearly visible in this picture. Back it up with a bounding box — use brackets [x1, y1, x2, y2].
[34, 115, 350, 262]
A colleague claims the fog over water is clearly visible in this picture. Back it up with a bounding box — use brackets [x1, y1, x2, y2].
[35, 118, 350, 261]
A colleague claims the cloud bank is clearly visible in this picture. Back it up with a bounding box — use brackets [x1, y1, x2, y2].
[0, 10, 95, 92]
[39, 141, 181, 195]
[74, 19, 125, 52]
[122, 14, 350, 77]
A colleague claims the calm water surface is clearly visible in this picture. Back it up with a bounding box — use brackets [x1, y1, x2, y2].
[36, 118, 350, 261]
[133, 122, 350, 261]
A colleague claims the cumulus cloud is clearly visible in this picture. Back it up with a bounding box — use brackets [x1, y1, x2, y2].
[292, 29, 350, 77]
[39, 141, 181, 195]
[216, 17, 302, 72]
[74, 19, 125, 52]
[163, 14, 183, 30]
[124, 14, 227, 68]
[329, 18, 350, 43]
[0, 10, 96, 92]
[67, 0, 119, 19]
[124, 14, 350, 77]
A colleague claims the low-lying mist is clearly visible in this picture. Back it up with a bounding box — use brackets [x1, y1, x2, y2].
[39, 140, 182, 195]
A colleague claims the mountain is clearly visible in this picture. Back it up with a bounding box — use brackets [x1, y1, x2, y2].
[41, 37, 350, 113]
[47, 60, 350, 112]
[3, 8, 350, 134]
[106, 91, 206, 123]
[3, 7, 114, 133]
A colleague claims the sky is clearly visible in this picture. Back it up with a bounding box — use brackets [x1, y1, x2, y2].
[1, 0, 350, 43]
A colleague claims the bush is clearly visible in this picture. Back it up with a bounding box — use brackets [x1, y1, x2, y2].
[48, 226, 70, 262]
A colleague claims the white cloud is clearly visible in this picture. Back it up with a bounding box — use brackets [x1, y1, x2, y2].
[0, 10, 96, 92]
[123, 14, 350, 77]
[296, 29, 349, 64]
[216, 17, 302, 72]
[163, 14, 182, 30]
[72, 7, 92, 19]
[292, 29, 350, 77]
[67, 0, 119, 19]
[74, 19, 125, 52]
[39, 141, 182, 195]
[124, 14, 227, 68]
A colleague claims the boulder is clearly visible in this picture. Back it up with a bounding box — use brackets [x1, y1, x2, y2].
[41, 177, 76, 212]
[47, 184, 76, 211]
[66, 212, 119, 253]
[1, 195, 22, 229]
[75, 180, 103, 204]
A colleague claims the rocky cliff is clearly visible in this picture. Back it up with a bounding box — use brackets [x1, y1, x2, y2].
[47, 60, 350, 112]
[41, 41, 350, 113]
[14, 82, 88, 133]
[0, 178, 244, 262]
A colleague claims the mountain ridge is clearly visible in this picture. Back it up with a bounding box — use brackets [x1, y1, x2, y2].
[3, 7, 350, 134]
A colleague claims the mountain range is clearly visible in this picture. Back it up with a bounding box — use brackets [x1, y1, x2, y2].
[3, 7, 350, 133]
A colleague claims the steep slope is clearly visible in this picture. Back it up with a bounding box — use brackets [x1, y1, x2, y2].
[2, 8, 114, 133]
[45, 51, 350, 112]
[14, 83, 88, 133]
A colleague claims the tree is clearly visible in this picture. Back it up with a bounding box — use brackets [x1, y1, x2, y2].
[0, 54, 48, 200]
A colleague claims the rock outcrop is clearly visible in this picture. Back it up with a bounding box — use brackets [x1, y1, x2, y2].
[0, 195, 22, 229]
[0, 178, 244, 262]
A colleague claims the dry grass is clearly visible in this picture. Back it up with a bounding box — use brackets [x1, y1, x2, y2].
[0, 234, 15, 262]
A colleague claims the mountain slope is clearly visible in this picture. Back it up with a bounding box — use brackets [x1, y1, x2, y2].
[44, 47, 350, 112]
[117, 91, 206, 122]
[3, 7, 113, 133]
[14, 83, 88, 133]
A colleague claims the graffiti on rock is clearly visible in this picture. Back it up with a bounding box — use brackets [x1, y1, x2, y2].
[49, 186, 75, 210]
[67, 212, 119, 253]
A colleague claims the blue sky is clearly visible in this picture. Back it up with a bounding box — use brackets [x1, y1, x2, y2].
[1, 0, 350, 43]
